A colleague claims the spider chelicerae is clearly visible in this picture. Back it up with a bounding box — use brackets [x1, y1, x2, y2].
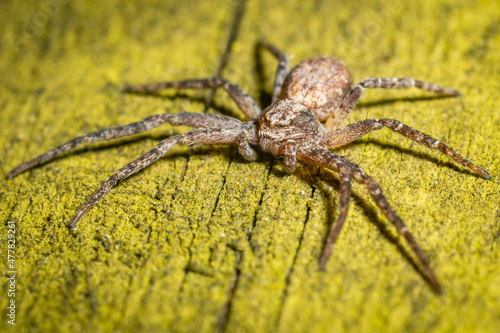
[8, 40, 491, 293]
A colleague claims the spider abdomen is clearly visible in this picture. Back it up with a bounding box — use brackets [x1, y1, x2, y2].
[281, 56, 352, 121]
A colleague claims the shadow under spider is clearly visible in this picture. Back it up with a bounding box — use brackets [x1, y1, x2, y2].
[253, 42, 274, 108]
[347, 138, 481, 178]
[356, 94, 460, 109]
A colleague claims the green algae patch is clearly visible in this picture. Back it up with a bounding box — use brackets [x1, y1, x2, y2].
[1, 0, 500, 332]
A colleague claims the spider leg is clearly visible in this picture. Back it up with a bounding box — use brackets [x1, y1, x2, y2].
[124, 77, 261, 120]
[325, 77, 461, 129]
[284, 140, 297, 173]
[324, 118, 491, 179]
[257, 39, 290, 102]
[8, 113, 242, 178]
[319, 170, 351, 269]
[68, 127, 242, 229]
[298, 147, 442, 293]
[358, 77, 461, 95]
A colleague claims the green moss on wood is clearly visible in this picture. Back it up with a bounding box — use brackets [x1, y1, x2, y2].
[1, 0, 499, 332]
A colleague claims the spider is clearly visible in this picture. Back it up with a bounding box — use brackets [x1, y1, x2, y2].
[8, 40, 491, 293]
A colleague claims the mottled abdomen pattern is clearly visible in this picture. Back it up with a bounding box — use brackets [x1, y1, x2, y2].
[281, 57, 352, 121]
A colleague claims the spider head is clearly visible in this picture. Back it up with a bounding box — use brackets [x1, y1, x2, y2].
[258, 99, 322, 154]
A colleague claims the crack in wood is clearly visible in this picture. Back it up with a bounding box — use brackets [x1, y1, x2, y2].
[273, 183, 317, 330]
[216, 159, 274, 333]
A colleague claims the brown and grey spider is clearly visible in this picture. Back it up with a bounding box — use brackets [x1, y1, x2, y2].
[8, 40, 491, 293]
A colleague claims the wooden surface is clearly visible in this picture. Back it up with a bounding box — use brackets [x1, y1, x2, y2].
[1, 0, 499, 332]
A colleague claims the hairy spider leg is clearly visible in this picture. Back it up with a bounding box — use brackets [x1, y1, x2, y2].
[68, 127, 244, 229]
[325, 77, 462, 129]
[284, 140, 297, 173]
[8, 112, 242, 178]
[324, 118, 491, 179]
[257, 39, 290, 102]
[319, 169, 352, 269]
[298, 146, 442, 293]
[124, 77, 261, 120]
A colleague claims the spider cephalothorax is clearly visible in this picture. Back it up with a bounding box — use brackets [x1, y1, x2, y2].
[8, 40, 491, 293]
[259, 100, 323, 150]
